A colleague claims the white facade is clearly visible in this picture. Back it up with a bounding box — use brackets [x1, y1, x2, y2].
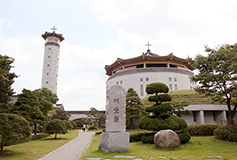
[106, 67, 194, 99]
[181, 104, 237, 125]
[41, 31, 64, 94]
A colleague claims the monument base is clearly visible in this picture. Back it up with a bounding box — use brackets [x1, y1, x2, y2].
[98, 132, 130, 152]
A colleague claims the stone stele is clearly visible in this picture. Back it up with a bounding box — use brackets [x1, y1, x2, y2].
[154, 129, 181, 148]
[98, 85, 130, 152]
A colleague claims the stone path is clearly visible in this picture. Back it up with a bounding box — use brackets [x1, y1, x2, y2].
[39, 130, 95, 160]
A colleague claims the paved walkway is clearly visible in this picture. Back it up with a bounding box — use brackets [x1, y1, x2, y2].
[39, 130, 95, 160]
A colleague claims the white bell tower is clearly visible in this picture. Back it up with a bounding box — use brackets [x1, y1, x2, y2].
[41, 26, 64, 94]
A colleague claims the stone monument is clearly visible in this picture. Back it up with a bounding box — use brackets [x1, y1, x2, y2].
[98, 85, 130, 152]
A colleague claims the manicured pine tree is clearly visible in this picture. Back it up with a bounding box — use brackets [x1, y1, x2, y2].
[126, 88, 147, 129]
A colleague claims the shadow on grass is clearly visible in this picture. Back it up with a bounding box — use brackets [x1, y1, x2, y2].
[0, 150, 24, 159]
[43, 138, 69, 141]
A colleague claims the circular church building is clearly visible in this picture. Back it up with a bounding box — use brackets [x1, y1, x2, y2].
[105, 49, 195, 99]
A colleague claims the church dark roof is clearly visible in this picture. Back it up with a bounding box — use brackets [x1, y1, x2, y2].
[105, 49, 194, 76]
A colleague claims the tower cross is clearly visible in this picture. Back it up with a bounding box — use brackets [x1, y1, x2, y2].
[145, 42, 151, 49]
[51, 26, 57, 32]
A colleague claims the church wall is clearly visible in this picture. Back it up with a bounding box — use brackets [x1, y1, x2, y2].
[106, 67, 193, 99]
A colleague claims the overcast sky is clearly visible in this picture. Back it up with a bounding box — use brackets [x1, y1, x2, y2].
[0, 0, 237, 111]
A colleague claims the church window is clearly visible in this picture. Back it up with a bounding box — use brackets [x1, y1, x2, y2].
[140, 78, 143, 82]
[169, 77, 172, 81]
[213, 112, 216, 121]
[193, 111, 197, 122]
[120, 81, 122, 84]
[48, 56, 50, 58]
[174, 84, 177, 90]
[47, 73, 49, 75]
[174, 78, 177, 81]
[49, 48, 51, 50]
[146, 77, 149, 81]
[47, 64, 49, 67]
[46, 81, 48, 84]
[140, 85, 144, 96]
[169, 84, 172, 91]
[116, 82, 119, 85]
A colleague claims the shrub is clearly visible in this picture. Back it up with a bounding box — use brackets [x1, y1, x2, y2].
[139, 115, 187, 131]
[46, 119, 67, 139]
[63, 120, 73, 130]
[70, 121, 77, 129]
[214, 125, 237, 142]
[0, 113, 32, 153]
[141, 133, 155, 144]
[178, 131, 191, 144]
[183, 124, 222, 136]
[129, 130, 156, 142]
[146, 104, 172, 114]
[138, 116, 168, 131]
[88, 125, 97, 130]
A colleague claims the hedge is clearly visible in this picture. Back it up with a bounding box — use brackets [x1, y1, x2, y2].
[182, 124, 222, 136]
[214, 125, 237, 142]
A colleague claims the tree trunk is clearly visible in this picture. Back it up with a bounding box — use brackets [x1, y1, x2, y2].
[226, 98, 236, 125]
[34, 123, 37, 135]
[1, 139, 4, 155]
[229, 110, 236, 125]
[55, 133, 57, 139]
[130, 119, 133, 129]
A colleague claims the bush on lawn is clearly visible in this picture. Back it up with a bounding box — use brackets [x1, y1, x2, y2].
[178, 131, 191, 144]
[182, 124, 222, 136]
[129, 130, 156, 142]
[214, 125, 237, 142]
[141, 133, 155, 144]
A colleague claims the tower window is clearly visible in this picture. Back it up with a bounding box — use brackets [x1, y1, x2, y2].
[46, 81, 48, 84]
[174, 78, 177, 81]
[47, 64, 49, 67]
[116, 82, 119, 85]
[47, 73, 49, 75]
[146, 77, 149, 81]
[48, 56, 50, 58]
[49, 48, 51, 50]
[120, 81, 122, 84]
[169, 77, 172, 81]
[140, 78, 143, 82]
[48, 38, 53, 42]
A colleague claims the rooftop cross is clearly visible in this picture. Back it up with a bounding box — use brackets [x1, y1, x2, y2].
[51, 26, 57, 32]
[145, 42, 151, 49]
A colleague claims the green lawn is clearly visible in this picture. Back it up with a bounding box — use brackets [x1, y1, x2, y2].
[142, 90, 213, 106]
[80, 134, 237, 160]
[0, 129, 79, 160]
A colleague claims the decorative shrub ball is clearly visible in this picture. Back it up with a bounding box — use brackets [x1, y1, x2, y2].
[178, 131, 191, 144]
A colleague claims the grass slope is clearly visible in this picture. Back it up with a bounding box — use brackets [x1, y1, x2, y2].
[142, 90, 213, 106]
[80, 134, 237, 160]
[0, 129, 79, 160]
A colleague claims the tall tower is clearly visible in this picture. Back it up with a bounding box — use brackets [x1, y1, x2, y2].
[41, 26, 64, 94]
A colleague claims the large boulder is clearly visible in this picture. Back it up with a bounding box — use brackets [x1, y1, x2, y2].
[154, 129, 180, 148]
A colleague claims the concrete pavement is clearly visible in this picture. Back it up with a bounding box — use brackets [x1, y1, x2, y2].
[39, 130, 95, 160]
